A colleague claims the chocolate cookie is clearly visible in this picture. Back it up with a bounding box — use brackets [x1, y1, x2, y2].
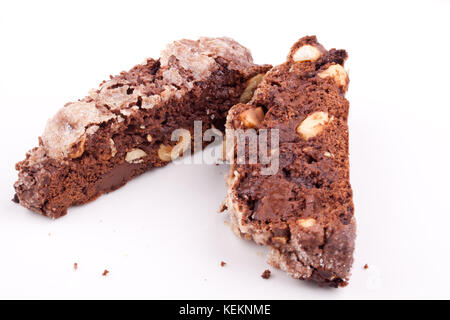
[14, 37, 270, 218]
[223, 36, 355, 287]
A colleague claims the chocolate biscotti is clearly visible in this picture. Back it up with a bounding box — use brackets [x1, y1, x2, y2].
[223, 36, 355, 287]
[14, 37, 270, 218]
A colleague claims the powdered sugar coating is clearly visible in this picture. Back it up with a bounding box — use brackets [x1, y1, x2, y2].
[42, 102, 115, 158]
[93, 79, 142, 111]
[161, 37, 254, 80]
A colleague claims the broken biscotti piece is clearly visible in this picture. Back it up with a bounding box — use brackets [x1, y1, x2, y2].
[14, 37, 271, 218]
[224, 36, 355, 287]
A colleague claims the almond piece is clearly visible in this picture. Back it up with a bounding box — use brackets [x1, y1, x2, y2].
[125, 148, 147, 164]
[68, 137, 86, 159]
[292, 45, 322, 62]
[297, 218, 316, 228]
[239, 73, 265, 103]
[158, 144, 173, 162]
[272, 236, 288, 245]
[110, 139, 117, 157]
[239, 107, 265, 128]
[318, 64, 348, 88]
[296, 111, 329, 140]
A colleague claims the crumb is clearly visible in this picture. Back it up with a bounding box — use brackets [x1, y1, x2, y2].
[364, 264, 369, 270]
[221, 261, 226, 267]
[256, 251, 263, 257]
[73, 263, 78, 270]
[261, 269, 271, 279]
[219, 202, 227, 213]
[12, 194, 19, 203]
[102, 269, 109, 276]
[223, 221, 228, 226]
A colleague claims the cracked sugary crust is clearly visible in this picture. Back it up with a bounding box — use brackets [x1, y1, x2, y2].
[14, 37, 271, 217]
[160, 37, 255, 81]
[224, 36, 355, 287]
[41, 37, 256, 160]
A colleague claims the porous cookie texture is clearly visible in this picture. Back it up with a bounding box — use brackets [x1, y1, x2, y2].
[14, 37, 270, 218]
[224, 36, 355, 287]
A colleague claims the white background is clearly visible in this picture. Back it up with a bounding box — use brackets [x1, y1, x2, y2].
[0, 0, 449, 299]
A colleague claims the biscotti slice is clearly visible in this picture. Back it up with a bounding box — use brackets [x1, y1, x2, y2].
[14, 37, 270, 218]
[224, 36, 355, 287]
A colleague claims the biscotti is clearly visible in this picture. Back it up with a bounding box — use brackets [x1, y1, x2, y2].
[14, 37, 270, 218]
[223, 36, 355, 287]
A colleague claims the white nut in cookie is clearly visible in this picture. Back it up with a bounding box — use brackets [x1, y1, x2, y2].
[296, 111, 329, 140]
[110, 139, 117, 157]
[292, 45, 322, 62]
[125, 148, 147, 164]
[239, 107, 264, 128]
[297, 218, 316, 228]
[239, 73, 265, 103]
[158, 144, 173, 162]
[272, 236, 288, 245]
[146, 134, 153, 143]
[68, 137, 86, 159]
[318, 64, 348, 88]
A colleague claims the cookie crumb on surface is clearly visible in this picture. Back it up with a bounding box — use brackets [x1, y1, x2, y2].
[364, 264, 369, 269]
[219, 202, 227, 213]
[73, 263, 78, 270]
[220, 261, 226, 267]
[102, 269, 109, 276]
[261, 269, 271, 279]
